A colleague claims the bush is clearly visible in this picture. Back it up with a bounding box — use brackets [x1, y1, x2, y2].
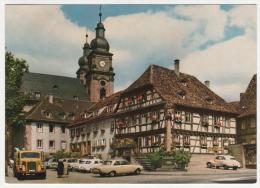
[145, 152, 163, 169]
[52, 150, 71, 159]
[172, 149, 191, 169]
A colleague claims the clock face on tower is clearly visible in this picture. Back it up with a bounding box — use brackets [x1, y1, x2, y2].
[99, 60, 106, 67]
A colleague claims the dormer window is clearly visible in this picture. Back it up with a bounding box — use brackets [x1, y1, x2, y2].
[53, 85, 58, 89]
[46, 111, 52, 118]
[180, 78, 188, 87]
[177, 89, 186, 99]
[59, 112, 66, 119]
[73, 95, 78, 100]
[205, 96, 213, 104]
[35, 91, 41, 99]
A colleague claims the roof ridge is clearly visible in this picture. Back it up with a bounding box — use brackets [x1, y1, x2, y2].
[24, 72, 77, 80]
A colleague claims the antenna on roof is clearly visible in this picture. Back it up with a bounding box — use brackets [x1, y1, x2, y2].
[99, 4, 102, 22]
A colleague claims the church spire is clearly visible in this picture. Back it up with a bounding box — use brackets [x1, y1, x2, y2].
[99, 5, 102, 23]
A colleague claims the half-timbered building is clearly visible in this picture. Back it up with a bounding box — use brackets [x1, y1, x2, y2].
[113, 60, 238, 158]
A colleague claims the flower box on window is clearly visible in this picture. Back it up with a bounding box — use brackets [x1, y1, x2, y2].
[174, 114, 182, 123]
[101, 129, 105, 134]
[150, 113, 159, 123]
[201, 143, 207, 148]
[183, 142, 190, 147]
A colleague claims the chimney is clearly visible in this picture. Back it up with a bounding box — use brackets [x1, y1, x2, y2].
[174, 59, 180, 77]
[204, 80, 210, 88]
[48, 94, 53, 104]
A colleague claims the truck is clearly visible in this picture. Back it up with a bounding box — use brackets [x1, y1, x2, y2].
[13, 150, 46, 180]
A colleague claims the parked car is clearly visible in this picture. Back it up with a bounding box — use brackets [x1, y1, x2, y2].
[45, 158, 58, 169]
[92, 159, 143, 177]
[78, 159, 103, 173]
[61, 158, 79, 171]
[206, 155, 241, 170]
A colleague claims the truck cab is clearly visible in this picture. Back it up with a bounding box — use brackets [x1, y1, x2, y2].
[13, 150, 46, 180]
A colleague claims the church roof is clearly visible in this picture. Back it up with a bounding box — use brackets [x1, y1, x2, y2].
[21, 72, 89, 101]
[238, 74, 256, 118]
[123, 64, 238, 114]
[25, 96, 93, 124]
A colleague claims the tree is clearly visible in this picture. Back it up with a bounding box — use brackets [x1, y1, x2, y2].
[5, 51, 28, 176]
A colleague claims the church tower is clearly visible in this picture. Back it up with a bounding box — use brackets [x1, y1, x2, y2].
[78, 6, 115, 102]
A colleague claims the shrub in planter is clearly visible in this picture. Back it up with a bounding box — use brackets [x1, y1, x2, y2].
[172, 149, 191, 170]
[145, 152, 162, 170]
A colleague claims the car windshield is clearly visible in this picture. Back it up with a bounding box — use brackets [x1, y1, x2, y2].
[79, 160, 85, 164]
[104, 161, 112, 165]
[21, 152, 40, 158]
[85, 161, 91, 164]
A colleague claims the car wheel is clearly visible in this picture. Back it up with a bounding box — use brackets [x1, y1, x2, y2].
[135, 168, 141, 175]
[207, 162, 212, 168]
[109, 171, 116, 177]
[223, 165, 229, 170]
[17, 174, 23, 180]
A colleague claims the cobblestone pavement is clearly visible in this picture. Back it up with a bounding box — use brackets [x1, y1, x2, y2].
[5, 168, 256, 184]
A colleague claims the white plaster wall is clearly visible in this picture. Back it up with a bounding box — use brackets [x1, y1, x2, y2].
[30, 122, 69, 154]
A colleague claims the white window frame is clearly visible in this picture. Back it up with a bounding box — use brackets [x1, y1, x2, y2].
[37, 139, 43, 149]
[49, 140, 55, 149]
[37, 123, 43, 133]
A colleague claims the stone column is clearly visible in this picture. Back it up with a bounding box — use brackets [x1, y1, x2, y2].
[165, 113, 172, 153]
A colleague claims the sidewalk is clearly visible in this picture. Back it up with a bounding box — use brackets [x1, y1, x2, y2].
[142, 168, 256, 176]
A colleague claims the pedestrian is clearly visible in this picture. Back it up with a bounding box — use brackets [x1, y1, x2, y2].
[57, 159, 64, 178]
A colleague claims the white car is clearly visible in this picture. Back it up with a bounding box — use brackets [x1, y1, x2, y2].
[206, 155, 241, 170]
[61, 158, 79, 171]
[45, 158, 58, 169]
[92, 159, 144, 177]
[74, 158, 90, 171]
[78, 159, 103, 173]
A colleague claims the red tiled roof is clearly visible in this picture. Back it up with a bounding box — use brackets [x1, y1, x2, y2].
[123, 64, 238, 114]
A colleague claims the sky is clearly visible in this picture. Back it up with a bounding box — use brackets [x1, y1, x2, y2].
[5, 4, 256, 102]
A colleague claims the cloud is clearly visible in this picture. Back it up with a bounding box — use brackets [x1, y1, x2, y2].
[5, 5, 256, 101]
[227, 5, 256, 38]
[180, 35, 256, 101]
[5, 5, 94, 77]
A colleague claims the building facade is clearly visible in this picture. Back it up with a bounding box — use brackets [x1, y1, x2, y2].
[69, 92, 121, 159]
[23, 95, 92, 156]
[113, 62, 238, 158]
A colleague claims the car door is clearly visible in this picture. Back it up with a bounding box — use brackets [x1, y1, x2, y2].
[113, 160, 122, 174]
[120, 160, 130, 174]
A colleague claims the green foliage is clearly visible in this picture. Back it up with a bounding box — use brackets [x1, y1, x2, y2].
[145, 151, 163, 169]
[71, 152, 81, 158]
[172, 149, 191, 169]
[52, 150, 71, 159]
[5, 51, 28, 124]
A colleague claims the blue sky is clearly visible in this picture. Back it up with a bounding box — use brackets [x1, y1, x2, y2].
[5, 4, 256, 101]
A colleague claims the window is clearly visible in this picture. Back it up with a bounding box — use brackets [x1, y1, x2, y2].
[200, 136, 207, 147]
[61, 141, 67, 150]
[73, 95, 78, 100]
[100, 88, 106, 99]
[250, 118, 256, 128]
[35, 91, 41, 99]
[173, 134, 180, 144]
[185, 112, 192, 123]
[49, 124, 55, 133]
[213, 116, 220, 125]
[241, 120, 246, 129]
[37, 123, 43, 133]
[100, 80, 106, 86]
[183, 135, 190, 146]
[37, 139, 43, 149]
[61, 125, 66, 134]
[250, 139, 256, 144]
[49, 140, 55, 149]
[225, 118, 231, 127]
[46, 111, 52, 118]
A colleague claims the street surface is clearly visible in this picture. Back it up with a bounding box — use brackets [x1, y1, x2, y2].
[5, 167, 256, 184]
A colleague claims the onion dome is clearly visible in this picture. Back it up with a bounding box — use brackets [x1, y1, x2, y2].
[90, 21, 110, 52]
[78, 34, 91, 67]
